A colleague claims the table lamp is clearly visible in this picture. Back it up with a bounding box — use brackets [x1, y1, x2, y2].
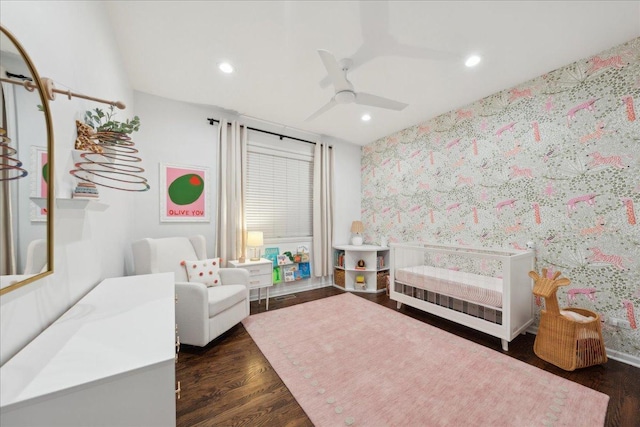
[350, 221, 364, 246]
[247, 231, 264, 261]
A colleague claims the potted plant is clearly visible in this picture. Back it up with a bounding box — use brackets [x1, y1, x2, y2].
[84, 106, 140, 135]
[75, 106, 141, 153]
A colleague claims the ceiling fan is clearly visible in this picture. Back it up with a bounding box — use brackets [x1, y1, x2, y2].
[318, 1, 459, 89]
[306, 49, 408, 121]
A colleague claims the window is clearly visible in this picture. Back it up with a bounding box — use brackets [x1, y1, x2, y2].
[245, 136, 313, 240]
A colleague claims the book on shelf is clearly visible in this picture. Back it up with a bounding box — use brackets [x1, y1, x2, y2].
[72, 194, 100, 199]
[73, 181, 99, 199]
[277, 254, 292, 266]
[298, 262, 311, 279]
[284, 265, 298, 282]
[264, 248, 280, 267]
[272, 266, 282, 284]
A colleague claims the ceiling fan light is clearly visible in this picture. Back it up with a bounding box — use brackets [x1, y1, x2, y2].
[335, 90, 356, 104]
[465, 55, 481, 67]
[361, 114, 371, 122]
[219, 62, 234, 73]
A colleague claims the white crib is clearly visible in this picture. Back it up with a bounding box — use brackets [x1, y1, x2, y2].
[390, 242, 535, 351]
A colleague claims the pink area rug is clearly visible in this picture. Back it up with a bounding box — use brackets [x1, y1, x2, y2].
[243, 293, 609, 427]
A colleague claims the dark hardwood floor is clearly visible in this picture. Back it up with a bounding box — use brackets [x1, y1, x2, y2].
[176, 287, 640, 427]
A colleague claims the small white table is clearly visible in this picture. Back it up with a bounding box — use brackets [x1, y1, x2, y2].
[228, 258, 274, 310]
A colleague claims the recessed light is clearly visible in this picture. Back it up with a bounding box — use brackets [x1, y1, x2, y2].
[219, 62, 234, 74]
[465, 55, 481, 67]
[361, 114, 371, 122]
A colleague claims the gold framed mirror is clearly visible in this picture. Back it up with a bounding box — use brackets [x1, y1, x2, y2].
[0, 25, 54, 295]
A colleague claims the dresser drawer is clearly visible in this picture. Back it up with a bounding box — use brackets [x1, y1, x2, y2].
[245, 263, 272, 276]
[248, 273, 272, 288]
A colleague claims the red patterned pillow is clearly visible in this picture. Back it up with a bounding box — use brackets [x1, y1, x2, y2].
[180, 258, 221, 287]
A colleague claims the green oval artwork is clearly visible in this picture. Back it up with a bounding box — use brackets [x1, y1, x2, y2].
[168, 174, 204, 205]
[42, 162, 49, 184]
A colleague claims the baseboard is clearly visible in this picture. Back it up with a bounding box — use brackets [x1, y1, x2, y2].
[602, 348, 640, 368]
[526, 325, 640, 368]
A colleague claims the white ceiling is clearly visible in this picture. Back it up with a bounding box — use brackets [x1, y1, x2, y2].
[106, 1, 640, 146]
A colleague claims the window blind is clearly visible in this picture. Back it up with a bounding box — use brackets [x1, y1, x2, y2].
[246, 143, 313, 239]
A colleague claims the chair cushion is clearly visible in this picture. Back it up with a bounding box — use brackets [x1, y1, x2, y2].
[181, 258, 221, 287]
[207, 284, 247, 317]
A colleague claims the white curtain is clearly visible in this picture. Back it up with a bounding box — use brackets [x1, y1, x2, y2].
[312, 142, 334, 277]
[1, 80, 17, 275]
[215, 120, 247, 264]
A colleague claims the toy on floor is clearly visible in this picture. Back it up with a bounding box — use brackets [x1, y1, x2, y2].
[529, 269, 607, 371]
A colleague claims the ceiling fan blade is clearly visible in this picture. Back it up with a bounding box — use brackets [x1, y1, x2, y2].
[317, 50, 351, 92]
[305, 99, 337, 121]
[319, 75, 332, 89]
[355, 92, 408, 111]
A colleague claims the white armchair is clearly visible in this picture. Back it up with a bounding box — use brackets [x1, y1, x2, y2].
[132, 235, 250, 347]
[24, 239, 47, 274]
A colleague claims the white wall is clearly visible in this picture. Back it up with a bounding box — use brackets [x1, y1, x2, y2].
[0, 1, 135, 364]
[130, 91, 362, 296]
[127, 91, 220, 267]
[0, 1, 362, 365]
[332, 136, 362, 246]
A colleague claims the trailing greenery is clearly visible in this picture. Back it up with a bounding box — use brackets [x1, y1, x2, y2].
[84, 106, 141, 134]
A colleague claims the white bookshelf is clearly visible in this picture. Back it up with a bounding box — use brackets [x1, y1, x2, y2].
[333, 244, 389, 293]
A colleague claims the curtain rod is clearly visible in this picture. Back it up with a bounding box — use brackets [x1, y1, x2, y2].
[1, 76, 126, 109]
[207, 118, 330, 147]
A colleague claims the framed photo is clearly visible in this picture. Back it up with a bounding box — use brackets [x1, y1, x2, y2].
[159, 163, 209, 222]
[30, 146, 48, 222]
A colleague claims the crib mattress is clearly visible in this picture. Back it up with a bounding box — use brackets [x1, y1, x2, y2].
[395, 265, 503, 308]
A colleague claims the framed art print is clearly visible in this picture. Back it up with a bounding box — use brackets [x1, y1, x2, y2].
[30, 146, 48, 222]
[159, 163, 210, 222]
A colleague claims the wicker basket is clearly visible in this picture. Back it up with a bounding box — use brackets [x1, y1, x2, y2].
[530, 269, 607, 371]
[376, 271, 389, 290]
[334, 268, 345, 288]
[535, 307, 607, 371]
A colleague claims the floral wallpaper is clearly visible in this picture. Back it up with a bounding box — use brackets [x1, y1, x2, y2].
[361, 38, 640, 358]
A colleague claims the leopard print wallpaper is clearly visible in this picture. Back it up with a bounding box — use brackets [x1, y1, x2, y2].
[361, 38, 640, 358]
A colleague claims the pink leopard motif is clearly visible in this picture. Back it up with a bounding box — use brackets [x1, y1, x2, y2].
[567, 288, 597, 304]
[567, 194, 596, 216]
[567, 99, 597, 126]
[587, 247, 629, 270]
[622, 300, 637, 329]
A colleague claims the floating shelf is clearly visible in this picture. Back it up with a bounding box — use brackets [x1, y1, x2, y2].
[29, 197, 48, 209]
[31, 197, 108, 212]
[56, 198, 108, 211]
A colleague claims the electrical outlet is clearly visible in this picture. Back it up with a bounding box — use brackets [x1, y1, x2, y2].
[609, 317, 632, 329]
[617, 319, 632, 330]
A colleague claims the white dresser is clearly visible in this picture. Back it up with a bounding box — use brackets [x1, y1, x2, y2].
[0, 273, 177, 426]
[228, 258, 273, 310]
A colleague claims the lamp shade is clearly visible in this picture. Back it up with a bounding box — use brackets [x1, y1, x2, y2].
[350, 221, 364, 234]
[247, 231, 264, 247]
